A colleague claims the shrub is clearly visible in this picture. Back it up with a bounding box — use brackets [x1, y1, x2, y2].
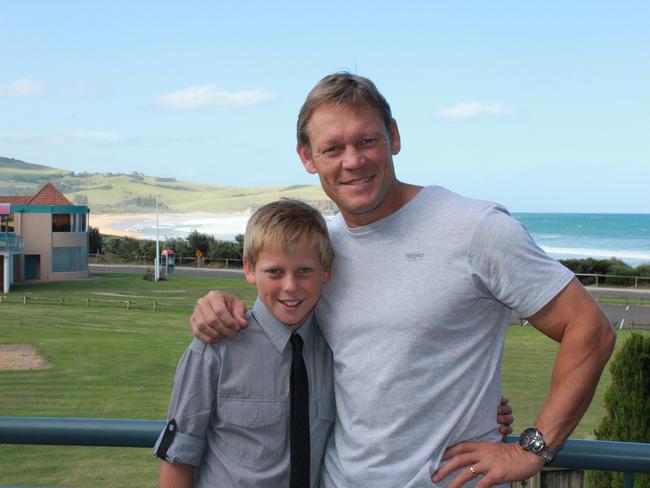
[88, 226, 102, 254]
[587, 333, 650, 487]
[162, 237, 192, 257]
[635, 264, 650, 277]
[604, 264, 636, 287]
[142, 268, 166, 281]
[187, 229, 215, 257]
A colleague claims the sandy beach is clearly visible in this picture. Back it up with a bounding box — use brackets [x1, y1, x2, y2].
[89, 213, 153, 238]
[89, 212, 252, 240]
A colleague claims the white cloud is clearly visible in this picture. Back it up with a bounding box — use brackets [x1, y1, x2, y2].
[152, 84, 276, 111]
[0, 78, 46, 96]
[0, 79, 108, 96]
[436, 102, 516, 121]
[52, 131, 125, 144]
[66, 81, 95, 94]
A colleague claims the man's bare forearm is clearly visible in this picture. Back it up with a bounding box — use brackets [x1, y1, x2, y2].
[528, 279, 615, 450]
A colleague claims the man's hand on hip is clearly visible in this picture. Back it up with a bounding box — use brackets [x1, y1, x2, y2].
[432, 441, 543, 488]
[190, 291, 248, 343]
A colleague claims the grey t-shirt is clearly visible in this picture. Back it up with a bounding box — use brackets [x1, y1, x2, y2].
[316, 186, 574, 488]
[155, 298, 335, 488]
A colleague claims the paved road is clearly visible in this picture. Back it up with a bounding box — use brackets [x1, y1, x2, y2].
[512, 303, 650, 328]
[90, 264, 244, 279]
[89, 264, 650, 326]
[89, 265, 650, 295]
[599, 303, 650, 327]
[577, 287, 650, 327]
[588, 287, 650, 300]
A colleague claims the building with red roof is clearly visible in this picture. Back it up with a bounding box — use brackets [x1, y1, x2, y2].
[0, 183, 89, 293]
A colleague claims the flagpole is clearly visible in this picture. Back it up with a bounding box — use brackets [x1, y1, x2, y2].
[155, 192, 160, 282]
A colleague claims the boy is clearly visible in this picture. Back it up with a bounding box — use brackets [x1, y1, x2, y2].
[154, 199, 335, 487]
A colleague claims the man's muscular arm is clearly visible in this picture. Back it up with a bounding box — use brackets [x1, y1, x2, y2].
[433, 279, 615, 488]
[190, 290, 248, 342]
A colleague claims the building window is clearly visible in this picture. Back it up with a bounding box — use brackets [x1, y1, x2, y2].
[1, 214, 14, 232]
[52, 246, 88, 273]
[52, 214, 71, 232]
[52, 214, 87, 232]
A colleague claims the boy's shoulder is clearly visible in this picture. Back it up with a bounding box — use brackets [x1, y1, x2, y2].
[180, 321, 272, 378]
[184, 337, 223, 365]
[214, 310, 269, 350]
[183, 317, 263, 357]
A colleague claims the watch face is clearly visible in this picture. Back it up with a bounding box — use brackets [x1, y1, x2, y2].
[520, 427, 553, 463]
[520, 428, 541, 451]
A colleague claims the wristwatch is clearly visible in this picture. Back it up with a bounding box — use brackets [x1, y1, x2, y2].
[518, 427, 555, 464]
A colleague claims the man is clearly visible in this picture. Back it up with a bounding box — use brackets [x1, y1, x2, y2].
[191, 73, 615, 487]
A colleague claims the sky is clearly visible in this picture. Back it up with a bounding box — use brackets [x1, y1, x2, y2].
[1, 1, 649, 213]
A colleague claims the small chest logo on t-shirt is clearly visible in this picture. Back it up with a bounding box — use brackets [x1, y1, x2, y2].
[406, 251, 424, 262]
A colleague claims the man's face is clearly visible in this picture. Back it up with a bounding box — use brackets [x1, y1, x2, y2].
[297, 103, 402, 228]
[244, 242, 331, 327]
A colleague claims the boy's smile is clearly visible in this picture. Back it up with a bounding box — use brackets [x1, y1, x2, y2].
[244, 242, 331, 327]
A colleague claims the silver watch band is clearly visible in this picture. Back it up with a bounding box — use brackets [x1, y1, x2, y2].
[538, 444, 555, 464]
[519, 427, 555, 465]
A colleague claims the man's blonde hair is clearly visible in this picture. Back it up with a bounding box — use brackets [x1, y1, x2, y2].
[244, 199, 334, 269]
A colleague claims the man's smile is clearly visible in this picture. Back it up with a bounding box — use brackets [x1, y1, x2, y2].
[340, 175, 375, 186]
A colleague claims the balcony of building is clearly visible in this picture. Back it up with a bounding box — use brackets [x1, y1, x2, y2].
[0, 233, 24, 254]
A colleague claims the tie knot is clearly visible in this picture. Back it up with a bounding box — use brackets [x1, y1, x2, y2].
[290, 334, 304, 353]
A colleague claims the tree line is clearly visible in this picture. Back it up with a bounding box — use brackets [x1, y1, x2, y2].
[89, 227, 243, 262]
[561, 257, 650, 277]
[561, 257, 650, 287]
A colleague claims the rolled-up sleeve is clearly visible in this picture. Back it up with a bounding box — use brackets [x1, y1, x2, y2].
[154, 338, 220, 466]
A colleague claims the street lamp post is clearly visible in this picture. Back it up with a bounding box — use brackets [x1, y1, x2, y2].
[154, 193, 160, 282]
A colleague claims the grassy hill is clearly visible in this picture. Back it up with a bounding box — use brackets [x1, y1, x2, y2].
[0, 156, 334, 214]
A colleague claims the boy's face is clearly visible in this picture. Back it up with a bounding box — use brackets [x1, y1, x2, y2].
[244, 241, 331, 327]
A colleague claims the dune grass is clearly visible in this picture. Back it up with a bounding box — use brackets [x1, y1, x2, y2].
[0, 273, 645, 487]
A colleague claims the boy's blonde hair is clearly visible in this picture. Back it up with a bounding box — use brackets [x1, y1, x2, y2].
[243, 199, 334, 269]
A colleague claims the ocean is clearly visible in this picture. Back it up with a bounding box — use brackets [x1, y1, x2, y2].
[115, 212, 650, 268]
[512, 213, 650, 267]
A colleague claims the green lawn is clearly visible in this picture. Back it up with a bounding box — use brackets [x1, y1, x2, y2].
[0, 273, 645, 487]
[0, 273, 258, 487]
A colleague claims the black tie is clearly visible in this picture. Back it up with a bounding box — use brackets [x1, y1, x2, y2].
[290, 334, 310, 488]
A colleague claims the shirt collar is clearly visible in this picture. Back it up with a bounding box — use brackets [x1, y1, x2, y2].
[251, 297, 315, 354]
